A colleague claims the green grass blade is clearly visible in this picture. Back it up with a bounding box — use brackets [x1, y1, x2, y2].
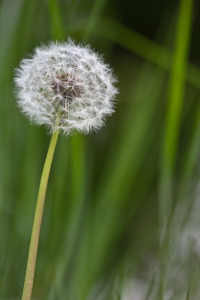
[159, 0, 193, 222]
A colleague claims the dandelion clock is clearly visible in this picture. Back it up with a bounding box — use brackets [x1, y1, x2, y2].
[15, 41, 117, 135]
[14, 40, 118, 300]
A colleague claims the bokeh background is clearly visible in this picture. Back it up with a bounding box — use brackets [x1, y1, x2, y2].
[1, 0, 200, 299]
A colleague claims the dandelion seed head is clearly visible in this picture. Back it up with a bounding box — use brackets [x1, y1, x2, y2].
[15, 40, 118, 135]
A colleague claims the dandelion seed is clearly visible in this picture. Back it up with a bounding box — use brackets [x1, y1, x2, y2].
[15, 40, 118, 135]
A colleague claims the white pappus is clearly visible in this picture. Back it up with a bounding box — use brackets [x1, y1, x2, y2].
[15, 40, 118, 135]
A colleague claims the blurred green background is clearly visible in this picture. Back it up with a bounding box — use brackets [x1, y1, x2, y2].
[1, 0, 200, 299]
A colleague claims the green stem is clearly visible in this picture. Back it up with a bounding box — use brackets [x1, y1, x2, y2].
[22, 129, 59, 300]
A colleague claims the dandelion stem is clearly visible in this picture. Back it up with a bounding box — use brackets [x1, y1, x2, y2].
[22, 128, 59, 300]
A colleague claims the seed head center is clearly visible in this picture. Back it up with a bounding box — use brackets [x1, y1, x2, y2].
[51, 73, 84, 105]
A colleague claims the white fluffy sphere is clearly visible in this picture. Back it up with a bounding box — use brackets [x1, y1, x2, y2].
[15, 40, 118, 135]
